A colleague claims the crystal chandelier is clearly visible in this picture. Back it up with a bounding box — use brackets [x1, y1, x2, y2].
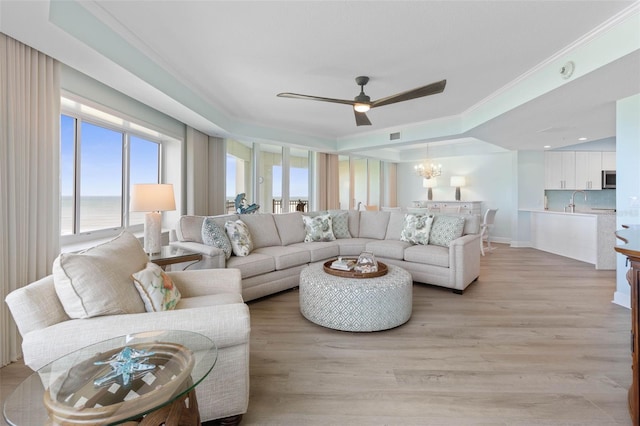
[414, 145, 442, 179]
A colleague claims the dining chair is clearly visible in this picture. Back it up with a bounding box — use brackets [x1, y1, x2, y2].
[480, 208, 498, 256]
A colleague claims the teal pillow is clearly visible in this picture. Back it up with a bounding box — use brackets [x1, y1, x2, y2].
[202, 217, 232, 260]
[429, 215, 465, 247]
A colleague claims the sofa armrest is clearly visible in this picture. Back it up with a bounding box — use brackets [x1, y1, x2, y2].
[168, 268, 242, 298]
[21, 303, 250, 371]
[169, 241, 226, 268]
[449, 233, 481, 291]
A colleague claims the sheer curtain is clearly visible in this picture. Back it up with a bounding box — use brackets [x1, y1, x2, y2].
[0, 34, 60, 366]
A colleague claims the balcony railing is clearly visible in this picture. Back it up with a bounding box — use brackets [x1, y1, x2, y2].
[226, 199, 308, 214]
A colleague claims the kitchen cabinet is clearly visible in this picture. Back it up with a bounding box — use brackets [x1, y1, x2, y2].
[575, 151, 602, 190]
[602, 151, 616, 170]
[545, 151, 575, 189]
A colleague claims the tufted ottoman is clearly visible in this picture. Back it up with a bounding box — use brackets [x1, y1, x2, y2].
[299, 262, 413, 332]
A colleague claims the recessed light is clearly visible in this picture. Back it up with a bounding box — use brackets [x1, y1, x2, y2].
[578, 137, 588, 141]
[543, 145, 551, 149]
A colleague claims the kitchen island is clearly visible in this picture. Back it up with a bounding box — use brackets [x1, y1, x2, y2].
[520, 209, 616, 269]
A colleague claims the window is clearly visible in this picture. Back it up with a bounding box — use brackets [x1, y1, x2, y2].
[60, 100, 162, 239]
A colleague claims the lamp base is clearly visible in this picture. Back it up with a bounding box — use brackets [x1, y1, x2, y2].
[427, 188, 433, 201]
[144, 211, 162, 254]
[455, 187, 461, 201]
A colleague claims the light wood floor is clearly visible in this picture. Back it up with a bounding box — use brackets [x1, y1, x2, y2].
[1, 245, 633, 425]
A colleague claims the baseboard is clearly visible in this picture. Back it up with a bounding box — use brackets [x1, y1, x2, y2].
[509, 240, 532, 248]
[613, 291, 631, 309]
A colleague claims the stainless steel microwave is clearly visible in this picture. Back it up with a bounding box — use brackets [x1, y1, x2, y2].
[602, 170, 616, 189]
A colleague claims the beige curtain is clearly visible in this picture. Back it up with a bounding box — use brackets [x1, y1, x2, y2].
[0, 33, 60, 366]
[316, 153, 340, 211]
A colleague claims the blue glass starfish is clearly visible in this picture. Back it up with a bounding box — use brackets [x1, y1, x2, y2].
[93, 346, 156, 387]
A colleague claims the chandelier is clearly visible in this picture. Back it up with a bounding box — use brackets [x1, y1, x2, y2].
[414, 162, 442, 179]
[414, 144, 442, 179]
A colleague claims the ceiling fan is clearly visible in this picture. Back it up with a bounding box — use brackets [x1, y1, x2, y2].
[277, 76, 446, 126]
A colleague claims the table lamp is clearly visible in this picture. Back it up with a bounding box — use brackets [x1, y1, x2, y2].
[130, 184, 176, 254]
[423, 178, 437, 201]
[450, 176, 466, 201]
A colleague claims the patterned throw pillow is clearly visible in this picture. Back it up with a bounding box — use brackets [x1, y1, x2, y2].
[400, 214, 434, 245]
[202, 217, 232, 260]
[330, 211, 351, 239]
[132, 262, 181, 312]
[225, 219, 254, 256]
[302, 214, 336, 242]
[428, 215, 466, 247]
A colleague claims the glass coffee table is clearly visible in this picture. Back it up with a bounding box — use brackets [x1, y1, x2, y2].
[3, 330, 217, 425]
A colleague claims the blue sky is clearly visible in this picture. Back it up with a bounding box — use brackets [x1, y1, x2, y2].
[61, 115, 158, 196]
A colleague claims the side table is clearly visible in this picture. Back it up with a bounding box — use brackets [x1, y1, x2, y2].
[3, 330, 217, 426]
[149, 246, 202, 270]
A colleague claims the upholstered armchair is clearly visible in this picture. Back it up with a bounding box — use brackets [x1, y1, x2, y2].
[5, 232, 250, 425]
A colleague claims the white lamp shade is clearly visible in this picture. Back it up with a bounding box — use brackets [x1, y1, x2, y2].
[130, 184, 176, 212]
[450, 176, 466, 187]
[423, 178, 437, 188]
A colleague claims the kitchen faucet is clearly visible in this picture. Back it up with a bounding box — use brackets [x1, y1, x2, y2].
[567, 190, 587, 213]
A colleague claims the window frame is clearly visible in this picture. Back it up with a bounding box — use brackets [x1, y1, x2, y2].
[60, 98, 164, 246]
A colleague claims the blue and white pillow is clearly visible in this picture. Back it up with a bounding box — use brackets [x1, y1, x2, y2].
[400, 214, 434, 245]
[302, 214, 336, 242]
[202, 217, 232, 260]
[429, 215, 465, 247]
[224, 219, 254, 256]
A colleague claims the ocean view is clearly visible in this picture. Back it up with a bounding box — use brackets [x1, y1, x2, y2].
[61, 196, 145, 235]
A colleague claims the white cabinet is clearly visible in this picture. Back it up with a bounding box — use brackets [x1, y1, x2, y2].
[575, 151, 602, 190]
[419, 201, 482, 215]
[602, 151, 616, 170]
[545, 152, 575, 189]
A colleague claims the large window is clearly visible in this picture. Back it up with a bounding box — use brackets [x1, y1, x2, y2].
[60, 101, 162, 238]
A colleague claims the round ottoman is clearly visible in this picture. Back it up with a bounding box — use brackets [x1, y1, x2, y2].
[299, 262, 413, 332]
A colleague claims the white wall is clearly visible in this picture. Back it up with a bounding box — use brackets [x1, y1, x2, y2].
[397, 151, 515, 243]
[615, 93, 640, 308]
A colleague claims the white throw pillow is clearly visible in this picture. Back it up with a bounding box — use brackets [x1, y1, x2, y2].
[132, 262, 181, 312]
[52, 231, 147, 319]
[302, 214, 336, 242]
[225, 219, 254, 256]
[400, 214, 434, 245]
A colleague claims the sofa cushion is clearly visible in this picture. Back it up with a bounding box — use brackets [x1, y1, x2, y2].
[273, 212, 306, 245]
[328, 210, 351, 239]
[226, 253, 275, 279]
[132, 262, 181, 312]
[176, 215, 206, 243]
[202, 217, 232, 260]
[347, 210, 360, 238]
[365, 240, 412, 261]
[333, 238, 374, 256]
[358, 211, 390, 239]
[303, 214, 336, 242]
[225, 219, 254, 256]
[404, 243, 450, 267]
[429, 215, 466, 247]
[400, 214, 434, 245]
[52, 231, 147, 319]
[385, 211, 406, 241]
[288, 241, 340, 262]
[239, 214, 282, 248]
[253, 246, 311, 270]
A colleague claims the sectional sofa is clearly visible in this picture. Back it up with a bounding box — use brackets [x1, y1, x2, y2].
[170, 210, 481, 300]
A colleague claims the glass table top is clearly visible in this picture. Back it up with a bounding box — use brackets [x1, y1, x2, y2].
[3, 330, 217, 425]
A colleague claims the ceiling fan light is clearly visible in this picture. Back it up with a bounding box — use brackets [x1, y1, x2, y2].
[354, 103, 370, 113]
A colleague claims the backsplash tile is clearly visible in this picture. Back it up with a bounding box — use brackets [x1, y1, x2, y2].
[545, 189, 616, 211]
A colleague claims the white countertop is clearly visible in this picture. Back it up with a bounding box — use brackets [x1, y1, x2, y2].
[520, 208, 616, 216]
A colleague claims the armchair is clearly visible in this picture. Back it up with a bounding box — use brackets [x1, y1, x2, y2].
[5, 252, 250, 424]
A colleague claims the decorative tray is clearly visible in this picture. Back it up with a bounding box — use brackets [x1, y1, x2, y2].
[323, 259, 388, 279]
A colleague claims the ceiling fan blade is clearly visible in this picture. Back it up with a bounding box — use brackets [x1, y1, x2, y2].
[370, 79, 446, 109]
[354, 110, 371, 126]
[277, 92, 355, 106]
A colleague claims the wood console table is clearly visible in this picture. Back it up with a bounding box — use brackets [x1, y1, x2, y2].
[614, 225, 640, 426]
